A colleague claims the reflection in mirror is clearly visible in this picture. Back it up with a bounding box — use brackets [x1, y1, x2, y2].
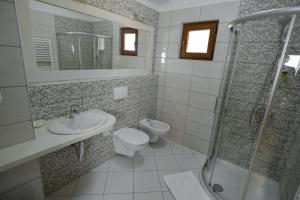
[29, 0, 150, 71]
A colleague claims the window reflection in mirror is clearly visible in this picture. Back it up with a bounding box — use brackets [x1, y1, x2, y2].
[29, 0, 150, 71]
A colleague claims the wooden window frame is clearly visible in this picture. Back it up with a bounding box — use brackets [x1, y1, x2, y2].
[180, 20, 219, 60]
[120, 27, 138, 56]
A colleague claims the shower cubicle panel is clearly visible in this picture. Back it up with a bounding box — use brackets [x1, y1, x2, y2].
[56, 32, 112, 70]
[201, 7, 300, 200]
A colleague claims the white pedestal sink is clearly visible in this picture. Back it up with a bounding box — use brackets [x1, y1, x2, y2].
[48, 109, 107, 135]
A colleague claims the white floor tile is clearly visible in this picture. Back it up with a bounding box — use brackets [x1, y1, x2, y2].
[134, 192, 163, 200]
[74, 173, 107, 195]
[105, 172, 133, 194]
[72, 195, 102, 200]
[134, 155, 157, 171]
[194, 154, 206, 166]
[134, 171, 161, 192]
[163, 192, 175, 200]
[103, 193, 133, 200]
[158, 170, 181, 191]
[109, 155, 133, 171]
[90, 160, 110, 173]
[46, 196, 72, 200]
[51, 179, 78, 195]
[155, 155, 179, 170]
[170, 143, 192, 154]
[151, 139, 173, 155]
[175, 155, 201, 170]
[137, 145, 154, 155]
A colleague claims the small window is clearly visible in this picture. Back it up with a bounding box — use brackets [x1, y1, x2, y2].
[180, 21, 219, 60]
[120, 27, 138, 56]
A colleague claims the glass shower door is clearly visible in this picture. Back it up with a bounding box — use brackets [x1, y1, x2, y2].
[245, 15, 300, 200]
[203, 14, 299, 200]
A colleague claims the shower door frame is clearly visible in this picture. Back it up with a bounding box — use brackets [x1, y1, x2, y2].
[201, 6, 300, 200]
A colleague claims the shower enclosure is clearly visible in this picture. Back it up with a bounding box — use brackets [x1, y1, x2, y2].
[201, 7, 300, 200]
[56, 32, 112, 70]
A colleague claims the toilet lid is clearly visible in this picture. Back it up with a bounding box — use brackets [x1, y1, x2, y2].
[115, 128, 149, 146]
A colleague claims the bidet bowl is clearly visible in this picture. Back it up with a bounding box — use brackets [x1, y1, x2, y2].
[139, 119, 170, 142]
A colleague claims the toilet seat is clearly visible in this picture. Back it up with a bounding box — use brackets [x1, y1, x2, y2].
[115, 128, 149, 146]
[113, 128, 149, 157]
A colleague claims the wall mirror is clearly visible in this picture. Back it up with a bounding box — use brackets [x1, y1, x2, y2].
[16, 0, 154, 83]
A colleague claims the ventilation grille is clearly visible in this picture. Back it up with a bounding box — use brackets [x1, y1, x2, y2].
[33, 38, 53, 71]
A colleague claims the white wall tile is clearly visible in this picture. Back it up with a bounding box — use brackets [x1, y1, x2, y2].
[112, 55, 128, 67]
[155, 44, 168, 58]
[162, 113, 186, 131]
[200, 1, 240, 22]
[166, 59, 193, 75]
[193, 61, 224, 79]
[183, 134, 209, 154]
[157, 27, 169, 43]
[189, 92, 216, 111]
[158, 12, 171, 27]
[157, 86, 164, 99]
[31, 10, 55, 26]
[216, 23, 231, 43]
[31, 23, 56, 39]
[164, 87, 189, 105]
[162, 100, 187, 118]
[154, 1, 238, 151]
[213, 42, 229, 62]
[168, 26, 182, 43]
[156, 98, 163, 111]
[191, 77, 220, 96]
[187, 106, 214, 127]
[0, 121, 34, 149]
[0, 87, 31, 126]
[127, 56, 145, 69]
[165, 73, 191, 90]
[0, 160, 41, 194]
[0, 46, 26, 87]
[0, 178, 44, 200]
[170, 7, 201, 26]
[165, 128, 184, 143]
[155, 72, 165, 86]
[167, 43, 180, 59]
[185, 120, 212, 140]
[154, 58, 167, 72]
[0, 1, 20, 46]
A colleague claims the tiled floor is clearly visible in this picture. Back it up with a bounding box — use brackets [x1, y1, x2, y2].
[47, 138, 206, 200]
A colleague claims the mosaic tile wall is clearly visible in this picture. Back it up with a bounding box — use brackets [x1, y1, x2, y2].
[55, 16, 113, 70]
[29, 75, 158, 194]
[215, 0, 300, 181]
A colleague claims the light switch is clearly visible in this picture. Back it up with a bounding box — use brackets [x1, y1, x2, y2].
[113, 86, 128, 100]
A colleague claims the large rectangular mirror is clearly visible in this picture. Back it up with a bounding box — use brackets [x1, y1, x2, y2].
[30, 0, 150, 71]
[15, 0, 154, 83]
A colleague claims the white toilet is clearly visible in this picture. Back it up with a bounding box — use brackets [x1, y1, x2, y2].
[139, 119, 170, 143]
[113, 127, 149, 157]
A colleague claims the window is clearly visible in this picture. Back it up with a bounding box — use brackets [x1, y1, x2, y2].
[180, 21, 219, 60]
[120, 27, 138, 56]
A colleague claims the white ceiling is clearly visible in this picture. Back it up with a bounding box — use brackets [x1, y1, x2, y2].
[135, 0, 239, 12]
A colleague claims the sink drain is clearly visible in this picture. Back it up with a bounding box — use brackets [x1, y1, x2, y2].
[212, 184, 224, 192]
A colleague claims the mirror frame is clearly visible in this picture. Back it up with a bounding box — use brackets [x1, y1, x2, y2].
[15, 0, 154, 84]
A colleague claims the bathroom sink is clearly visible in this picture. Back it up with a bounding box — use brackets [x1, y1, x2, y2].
[48, 109, 107, 135]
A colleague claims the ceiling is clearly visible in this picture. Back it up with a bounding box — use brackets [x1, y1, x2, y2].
[135, 0, 239, 12]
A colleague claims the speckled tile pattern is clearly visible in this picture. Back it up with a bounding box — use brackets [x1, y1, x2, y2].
[30, 75, 158, 194]
[214, 0, 300, 185]
[77, 0, 158, 27]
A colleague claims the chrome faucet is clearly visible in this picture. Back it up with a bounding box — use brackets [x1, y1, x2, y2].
[70, 104, 80, 118]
